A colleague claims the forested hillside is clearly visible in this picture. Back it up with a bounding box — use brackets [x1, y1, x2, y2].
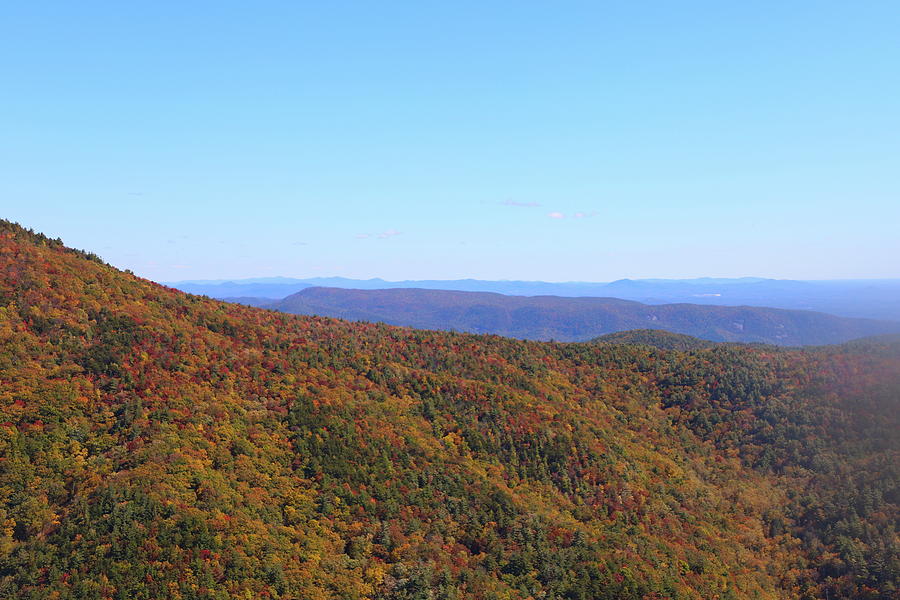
[1, 220, 898, 599]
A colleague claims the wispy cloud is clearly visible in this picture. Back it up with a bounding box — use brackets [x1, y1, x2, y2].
[547, 210, 598, 219]
[500, 200, 541, 208]
[356, 229, 402, 240]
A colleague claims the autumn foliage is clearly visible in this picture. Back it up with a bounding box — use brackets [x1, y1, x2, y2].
[0, 220, 897, 599]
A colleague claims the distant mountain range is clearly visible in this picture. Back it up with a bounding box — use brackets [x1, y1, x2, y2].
[248, 286, 900, 345]
[167, 276, 900, 321]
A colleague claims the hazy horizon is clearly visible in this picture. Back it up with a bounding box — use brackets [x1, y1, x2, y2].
[163, 274, 900, 285]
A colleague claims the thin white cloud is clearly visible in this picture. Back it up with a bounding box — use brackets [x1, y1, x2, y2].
[356, 229, 402, 240]
[501, 200, 541, 208]
[546, 210, 597, 219]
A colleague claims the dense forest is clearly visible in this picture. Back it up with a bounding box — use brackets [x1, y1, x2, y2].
[0, 219, 897, 599]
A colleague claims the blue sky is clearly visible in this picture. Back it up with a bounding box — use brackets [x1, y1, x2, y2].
[3, 1, 898, 282]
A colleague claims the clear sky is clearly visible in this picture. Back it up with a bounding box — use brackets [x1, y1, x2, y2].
[3, 1, 899, 282]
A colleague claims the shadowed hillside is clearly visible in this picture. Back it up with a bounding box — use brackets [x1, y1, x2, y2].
[270, 286, 900, 346]
[1, 219, 898, 599]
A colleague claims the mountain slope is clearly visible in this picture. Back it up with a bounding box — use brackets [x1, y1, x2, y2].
[1, 220, 898, 599]
[271, 286, 900, 345]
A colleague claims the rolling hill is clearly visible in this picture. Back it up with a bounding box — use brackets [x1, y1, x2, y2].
[268, 286, 900, 346]
[1, 219, 898, 599]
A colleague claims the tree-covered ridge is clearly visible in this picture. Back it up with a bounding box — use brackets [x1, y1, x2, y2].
[0, 220, 897, 599]
[592, 329, 718, 351]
